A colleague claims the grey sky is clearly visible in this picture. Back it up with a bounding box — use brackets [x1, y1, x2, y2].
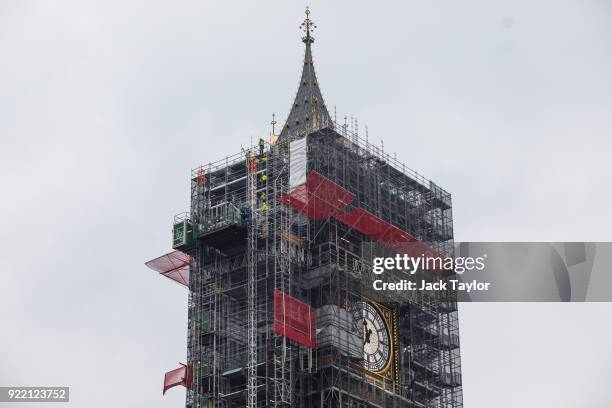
[0, 1, 611, 407]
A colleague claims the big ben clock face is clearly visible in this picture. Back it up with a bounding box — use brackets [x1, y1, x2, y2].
[352, 301, 391, 373]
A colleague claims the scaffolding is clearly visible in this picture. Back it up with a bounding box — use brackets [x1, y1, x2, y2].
[166, 117, 461, 408]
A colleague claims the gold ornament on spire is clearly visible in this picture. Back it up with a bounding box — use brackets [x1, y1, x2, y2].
[300, 6, 316, 43]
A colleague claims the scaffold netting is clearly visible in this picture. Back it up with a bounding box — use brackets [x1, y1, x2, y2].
[281, 170, 354, 219]
[273, 289, 317, 349]
[163, 364, 192, 395]
[145, 250, 191, 287]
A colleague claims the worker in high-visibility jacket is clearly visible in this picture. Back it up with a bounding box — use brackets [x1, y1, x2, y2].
[259, 138, 265, 156]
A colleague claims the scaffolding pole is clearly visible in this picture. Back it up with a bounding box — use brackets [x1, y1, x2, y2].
[247, 154, 258, 408]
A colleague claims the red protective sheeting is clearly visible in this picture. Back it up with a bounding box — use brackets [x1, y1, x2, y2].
[273, 289, 317, 349]
[335, 208, 418, 244]
[281, 170, 354, 220]
[145, 250, 191, 287]
[335, 209, 446, 271]
[163, 364, 192, 395]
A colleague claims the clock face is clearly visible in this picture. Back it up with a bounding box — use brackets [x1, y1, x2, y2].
[352, 301, 391, 372]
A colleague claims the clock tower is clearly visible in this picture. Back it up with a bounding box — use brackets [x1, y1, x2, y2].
[150, 7, 462, 408]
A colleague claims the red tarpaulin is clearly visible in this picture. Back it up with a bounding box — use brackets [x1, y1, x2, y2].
[281, 170, 354, 220]
[145, 250, 191, 287]
[335, 209, 446, 271]
[280, 171, 447, 271]
[273, 289, 317, 349]
[163, 364, 192, 395]
[335, 208, 418, 244]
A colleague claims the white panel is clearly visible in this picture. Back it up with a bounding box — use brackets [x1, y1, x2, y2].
[316, 305, 362, 358]
[289, 137, 307, 190]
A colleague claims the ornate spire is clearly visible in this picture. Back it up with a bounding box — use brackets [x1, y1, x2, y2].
[301, 6, 315, 44]
[279, 7, 332, 139]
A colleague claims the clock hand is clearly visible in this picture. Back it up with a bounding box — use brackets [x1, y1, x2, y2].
[363, 321, 373, 344]
[363, 320, 370, 344]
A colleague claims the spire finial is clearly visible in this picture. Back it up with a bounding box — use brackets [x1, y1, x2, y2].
[271, 112, 277, 135]
[300, 6, 316, 44]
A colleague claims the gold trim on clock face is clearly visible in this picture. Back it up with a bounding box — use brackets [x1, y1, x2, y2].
[352, 301, 392, 374]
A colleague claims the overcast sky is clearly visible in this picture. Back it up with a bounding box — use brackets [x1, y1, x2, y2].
[1, 1, 611, 407]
